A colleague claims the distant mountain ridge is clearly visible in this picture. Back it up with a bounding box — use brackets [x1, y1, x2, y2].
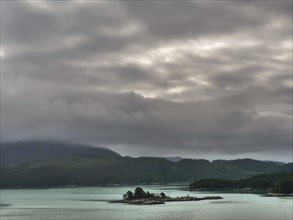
[0, 141, 121, 164]
[0, 141, 292, 188]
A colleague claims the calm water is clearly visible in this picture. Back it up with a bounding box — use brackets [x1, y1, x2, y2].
[0, 185, 292, 220]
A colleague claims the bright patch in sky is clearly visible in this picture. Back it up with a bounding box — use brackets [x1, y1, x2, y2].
[0, 49, 6, 58]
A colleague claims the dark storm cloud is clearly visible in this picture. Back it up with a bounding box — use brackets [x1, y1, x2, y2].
[123, 0, 292, 40]
[1, 0, 292, 160]
[2, 88, 291, 154]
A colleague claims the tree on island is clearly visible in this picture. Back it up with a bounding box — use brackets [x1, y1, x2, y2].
[134, 187, 146, 198]
[123, 191, 134, 199]
[123, 187, 168, 200]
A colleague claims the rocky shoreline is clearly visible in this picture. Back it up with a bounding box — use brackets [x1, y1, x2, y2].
[110, 195, 223, 205]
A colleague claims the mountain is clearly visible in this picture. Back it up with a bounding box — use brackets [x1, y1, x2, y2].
[218, 158, 289, 174]
[0, 141, 292, 188]
[0, 141, 121, 164]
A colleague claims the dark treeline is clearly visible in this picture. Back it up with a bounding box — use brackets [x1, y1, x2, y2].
[123, 187, 166, 200]
[189, 173, 293, 193]
[1, 155, 292, 188]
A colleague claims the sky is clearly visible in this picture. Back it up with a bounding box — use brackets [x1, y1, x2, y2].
[0, 0, 292, 162]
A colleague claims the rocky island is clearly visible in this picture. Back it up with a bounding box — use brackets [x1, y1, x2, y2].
[110, 187, 223, 205]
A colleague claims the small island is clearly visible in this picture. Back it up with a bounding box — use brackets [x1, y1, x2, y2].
[110, 187, 223, 205]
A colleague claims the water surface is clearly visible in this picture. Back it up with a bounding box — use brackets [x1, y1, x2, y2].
[1, 185, 292, 220]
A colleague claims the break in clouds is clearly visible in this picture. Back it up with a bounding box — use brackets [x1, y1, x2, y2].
[1, 1, 292, 161]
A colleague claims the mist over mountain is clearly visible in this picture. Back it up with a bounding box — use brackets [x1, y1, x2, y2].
[165, 157, 183, 163]
[0, 141, 121, 165]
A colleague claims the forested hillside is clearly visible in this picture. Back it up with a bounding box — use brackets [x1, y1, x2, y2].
[1, 142, 292, 188]
[189, 173, 293, 193]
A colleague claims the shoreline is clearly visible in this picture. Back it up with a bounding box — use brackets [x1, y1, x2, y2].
[110, 196, 223, 205]
[264, 193, 293, 197]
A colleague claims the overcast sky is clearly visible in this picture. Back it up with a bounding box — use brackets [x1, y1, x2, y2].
[1, 0, 292, 162]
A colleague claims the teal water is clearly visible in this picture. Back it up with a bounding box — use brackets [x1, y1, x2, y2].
[0, 185, 292, 220]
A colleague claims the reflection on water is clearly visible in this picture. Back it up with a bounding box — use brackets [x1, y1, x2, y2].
[209, 201, 250, 204]
[0, 185, 292, 220]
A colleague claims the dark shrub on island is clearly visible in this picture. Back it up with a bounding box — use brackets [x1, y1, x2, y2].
[123, 187, 166, 200]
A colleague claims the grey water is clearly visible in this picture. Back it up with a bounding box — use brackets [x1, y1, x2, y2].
[0, 185, 292, 220]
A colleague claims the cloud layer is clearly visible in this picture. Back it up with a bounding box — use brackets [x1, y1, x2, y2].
[1, 1, 292, 161]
